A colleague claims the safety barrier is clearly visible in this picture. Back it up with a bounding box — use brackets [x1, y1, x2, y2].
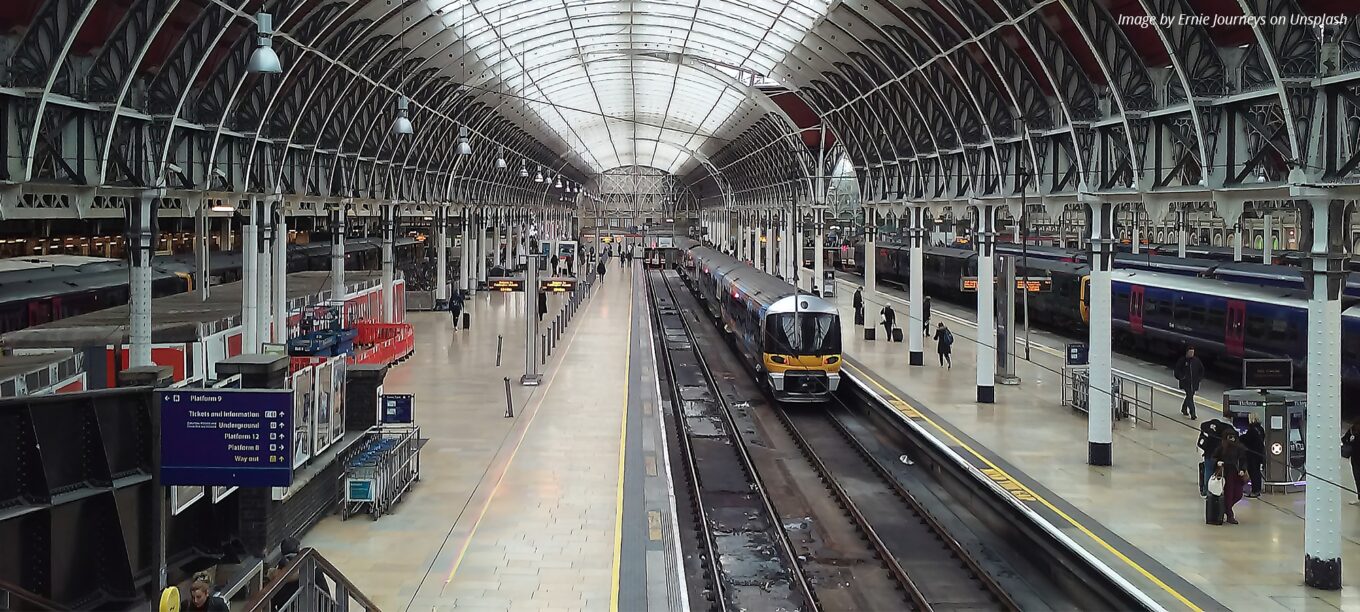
[350, 322, 415, 367]
[1062, 365, 1157, 429]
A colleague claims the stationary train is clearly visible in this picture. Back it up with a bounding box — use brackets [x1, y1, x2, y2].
[846, 243, 1360, 410]
[679, 241, 843, 403]
[0, 238, 423, 334]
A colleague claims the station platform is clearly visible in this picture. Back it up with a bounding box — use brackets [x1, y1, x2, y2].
[301, 262, 685, 611]
[817, 272, 1360, 611]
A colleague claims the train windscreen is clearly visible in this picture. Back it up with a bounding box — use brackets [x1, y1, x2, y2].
[765, 313, 841, 356]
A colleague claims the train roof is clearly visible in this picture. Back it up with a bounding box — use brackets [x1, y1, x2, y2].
[690, 245, 832, 312]
[1113, 253, 1218, 275]
[1111, 269, 1310, 304]
[0, 254, 120, 272]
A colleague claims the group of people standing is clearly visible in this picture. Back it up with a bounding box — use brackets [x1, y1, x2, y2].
[1198, 415, 1266, 525]
[851, 288, 952, 366]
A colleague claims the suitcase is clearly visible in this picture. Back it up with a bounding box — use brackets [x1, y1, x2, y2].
[864, 327, 875, 341]
[892, 328, 903, 343]
[1205, 493, 1224, 525]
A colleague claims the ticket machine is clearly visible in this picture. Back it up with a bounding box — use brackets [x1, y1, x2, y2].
[1222, 360, 1306, 493]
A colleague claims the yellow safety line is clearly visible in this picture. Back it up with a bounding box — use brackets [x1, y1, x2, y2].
[441, 290, 597, 588]
[845, 362, 1203, 612]
[609, 267, 635, 612]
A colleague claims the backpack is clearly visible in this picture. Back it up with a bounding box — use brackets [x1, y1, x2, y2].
[942, 330, 954, 347]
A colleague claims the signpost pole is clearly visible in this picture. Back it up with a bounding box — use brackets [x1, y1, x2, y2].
[998, 256, 1020, 384]
[522, 255, 542, 385]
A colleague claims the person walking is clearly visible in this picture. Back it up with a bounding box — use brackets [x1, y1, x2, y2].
[448, 291, 465, 332]
[880, 303, 896, 340]
[1197, 418, 1228, 497]
[537, 290, 548, 322]
[933, 322, 953, 368]
[1344, 422, 1360, 505]
[596, 259, 607, 281]
[1212, 430, 1248, 524]
[852, 286, 864, 325]
[566, 254, 575, 276]
[1241, 413, 1267, 497]
[921, 296, 932, 333]
[1174, 347, 1205, 420]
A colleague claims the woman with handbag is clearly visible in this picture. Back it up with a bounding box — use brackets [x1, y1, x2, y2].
[1344, 422, 1360, 505]
[1212, 431, 1248, 524]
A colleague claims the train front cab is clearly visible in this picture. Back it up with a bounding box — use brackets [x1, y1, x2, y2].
[759, 297, 843, 403]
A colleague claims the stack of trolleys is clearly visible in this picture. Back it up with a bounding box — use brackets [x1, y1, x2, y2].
[341, 423, 421, 520]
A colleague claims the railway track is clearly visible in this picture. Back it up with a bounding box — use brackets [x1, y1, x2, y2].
[653, 269, 923, 611]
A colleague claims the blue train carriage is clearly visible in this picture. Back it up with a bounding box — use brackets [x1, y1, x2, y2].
[688, 245, 843, 403]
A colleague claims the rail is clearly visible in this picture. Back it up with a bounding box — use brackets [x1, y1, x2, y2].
[243, 548, 381, 612]
[0, 579, 65, 611]
[1062, 366, 1158, 428]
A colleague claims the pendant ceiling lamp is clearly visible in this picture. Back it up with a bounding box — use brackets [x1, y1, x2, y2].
[456, 125, 472, 155]
[391, 96, 413, 135]
[496, 146, 507, 169]
[247, 13, 282, 74]
[534, 167, 544, 183]
[519, 160, 529, 178]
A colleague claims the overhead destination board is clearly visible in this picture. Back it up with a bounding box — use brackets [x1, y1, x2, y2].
[960, 277, 1053, 293]
[488, 278, 525, 292]
[159, 389, 294, 487]
[540, 278, 577, 293]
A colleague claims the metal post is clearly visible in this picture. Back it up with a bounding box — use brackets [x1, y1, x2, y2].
[1263, 212, 1274, 263]
[1303, 198, 1345, 589]
[273, 200, 287, 343]
[864, 206, 878, 303]
[1177, 206, 1188, 258]
[436, 206, 448, 303]
[129, 190, 157, 367]
[496, 334, 503, 367]
[195, 201, 210, 301]
[504, 377, 514, 418]
[522, 255, 542, 385]
[1087, 200, 1115, 466]
[242, 197, 259, 353]
[998, 256, 1020, 384]
[460, 206, 472, 295]
[975, 204, 996, 403]
[1233, 220, 1244, 262]
[813, 207, 826, 297]
[1131, 207, 1141, 255]
[908, 205, 925, 366]
[381, 203, 395, 322]
[257, 200, 273, 345]
[331, 203, 346, 303]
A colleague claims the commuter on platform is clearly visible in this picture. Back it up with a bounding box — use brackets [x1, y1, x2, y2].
[852, 287, 864, 324]
[933, 322, 953, 368]
[550, 254, 560, 275]
[921, 296, 933, 332]
[880, 303, 896, 340]
[566, 255, 575, 276]
[1212, 430, 1248, 524]
[1343, 422, 1360, 505]
[183, 580, 228, 612]
[1174, 347, 1205, 420]
[1241, 414, 1267, 497]
[538, 290, 548, 322]
[597, 260, 607, 281]
[1197, 418, 1228, 497]
[448, 291, 465, 331]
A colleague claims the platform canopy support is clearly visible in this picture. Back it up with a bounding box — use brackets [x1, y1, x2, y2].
[863, 204, 878, 306]
[381, 203, 395, 322]
[1302, 196, 1348, 590]
[242, 197, 259, 353]
[272, 198, 287, 343]
[1263, 212, 1274, 263]
[908, 204, 926, 366]
[460, 205, 472, 296]
[436, 206, 449, 304]
[1176, 206, 1189, 258]
[330, 202, 347, 304]
[1085, 196, 1115, 465]
[129, 188, 158, 368]
[812, 206, 826, 296]
[477, 207, 489, 288]
[257, 198, 273, 345]
[974, 202, 997, 404]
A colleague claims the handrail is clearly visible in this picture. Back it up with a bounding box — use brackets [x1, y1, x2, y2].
[243, 548, 381, 612]
[0, 579, 67, 611]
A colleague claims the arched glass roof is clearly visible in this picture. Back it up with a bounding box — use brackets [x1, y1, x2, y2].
[427, 0, 834, 174]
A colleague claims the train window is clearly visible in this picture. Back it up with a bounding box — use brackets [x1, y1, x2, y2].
[1205, 304, 1225, 329]
[1246, 315, 1268, 338]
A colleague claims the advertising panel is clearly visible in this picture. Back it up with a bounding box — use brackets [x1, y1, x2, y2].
[291, 367, 314, 469]
[313, 361, 334, 454]
[332, 360, 347, 443]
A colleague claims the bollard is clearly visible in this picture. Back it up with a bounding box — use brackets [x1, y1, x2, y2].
[541, 335, 547, 363]
[503, 377, 514, 418]
[496, 334, 503, 367]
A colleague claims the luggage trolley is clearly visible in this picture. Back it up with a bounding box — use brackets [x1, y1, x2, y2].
[342, 424, 421, 520]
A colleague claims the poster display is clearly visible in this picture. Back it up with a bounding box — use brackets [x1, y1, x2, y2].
[332, 360, 347, 443]
[313, 361, 334, 454]
[291, 367, 314, 469]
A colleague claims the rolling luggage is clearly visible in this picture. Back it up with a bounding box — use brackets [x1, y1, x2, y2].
[1205, 474, 1225, 525]
[892, 327, 903, 342]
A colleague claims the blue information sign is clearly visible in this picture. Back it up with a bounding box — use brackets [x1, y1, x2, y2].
[1066, 343, 1089, 366]
[159, 389, 294, 487]
[381, 393, 414, 424]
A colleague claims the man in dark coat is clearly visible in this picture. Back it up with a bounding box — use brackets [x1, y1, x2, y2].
[1198, 418, 1228, 497]
[537, 290, 548, 322]
[1241, 414, 1267, 497]
[880, 304, 896, 339]
[852, 287, 864, 324]
[1174, 347, 1205, 420]
[921, 296, 933, 332]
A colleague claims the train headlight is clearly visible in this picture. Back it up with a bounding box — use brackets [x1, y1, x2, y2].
[770, 355, 787, 364]
[825, 356, 840, 365]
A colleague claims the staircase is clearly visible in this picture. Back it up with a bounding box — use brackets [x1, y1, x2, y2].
[243, 548, 379, 612]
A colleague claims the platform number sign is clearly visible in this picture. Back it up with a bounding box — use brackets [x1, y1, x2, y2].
[159, 389, 294, 487]
[1065, 343, 1089, 366]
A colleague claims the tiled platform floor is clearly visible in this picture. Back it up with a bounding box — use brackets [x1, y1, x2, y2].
[826, 273, 1360, 612]
[304, 265, 649, 611]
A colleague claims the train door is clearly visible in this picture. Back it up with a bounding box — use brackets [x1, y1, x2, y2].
[1225, 300, 1246, 358]
[1129, 285, 1145, 333]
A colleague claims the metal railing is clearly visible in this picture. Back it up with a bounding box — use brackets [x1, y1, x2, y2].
[0, 579, 65, 611]
[244, 549, 380, 612]
[1062, 366, 1157, 429]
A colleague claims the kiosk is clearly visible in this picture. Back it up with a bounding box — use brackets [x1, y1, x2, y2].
[1222, 359, 1305, 493]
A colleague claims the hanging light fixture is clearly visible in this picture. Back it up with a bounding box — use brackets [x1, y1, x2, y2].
[518, 160, 528, 178]
[391, 96, 413, 135]
[456, 125, 472, 155]
[553, 175, 563, 189]
[496, 146, 507, 169]
[534, 167, 544, 183]
[247, 13, 282, 74]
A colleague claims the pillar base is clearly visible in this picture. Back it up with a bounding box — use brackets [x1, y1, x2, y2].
[976, 385, 994, 403]
[1088, 441, 1112, 466]
[1305, 555, 1342, 590]
[909, 351, 923, 366]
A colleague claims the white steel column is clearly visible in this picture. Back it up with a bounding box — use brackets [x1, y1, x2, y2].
[786, 207, 798, 282]
[460, 206, 472, 295]
[381, 203, 395, 322]
[765, 211, 776, 275]
[813, 207, 826, 296]
[477, 208, 489, 285]
[908, 205, 925, 366]
[195, 202, 210, 301]
[1263, 213, 1274, 263]
[272, 202, 287, 343]
[1087, 200, 1115, 465]
[330, 203, 346, 303]
[1304, 198, 1345, 589]
[257, 201, 273, 344]
[1177, 206, 1188, 258]
[1131, 208, 1141, 255]
[435, 206, 448, 303]
[242, 198, 259, 353]
[794, 211, 804, 288]
[975, 204, 996, 403]
[1234, 216, 1245, 262]
[129, 190, 156, 367]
